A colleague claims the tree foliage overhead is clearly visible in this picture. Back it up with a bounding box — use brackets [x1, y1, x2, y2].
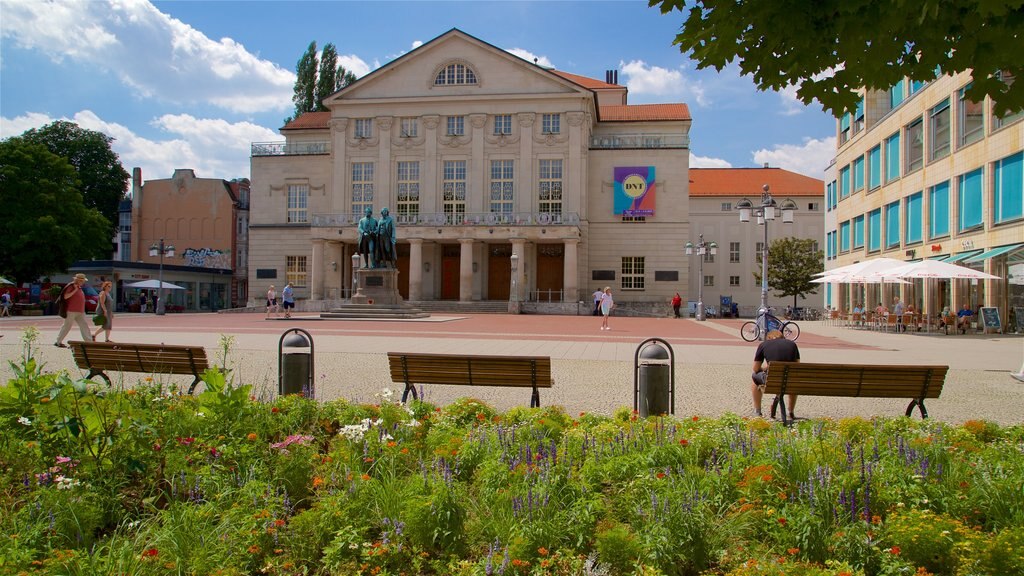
[15, 120, 129, 235]
[0, 139, 112, 284]
[753, 237, 824, 309]
[650, 0, 1024, 116]
[286, 41, 359, 123]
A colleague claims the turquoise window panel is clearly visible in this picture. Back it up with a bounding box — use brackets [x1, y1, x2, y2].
[853, 215, 865, 248]
[853, 156, 865, 191]
[885, 132, 900, 182]
[840, 220, 851, 252]
[958, 168, 983, 231]
[868, 146, 881, 189]
[885, 201, 900, 248]
[905, 192, 923, 244]
[868, 209, 881, 251]
[929, 181, 950, 238]
[994, 152, 1023, 224]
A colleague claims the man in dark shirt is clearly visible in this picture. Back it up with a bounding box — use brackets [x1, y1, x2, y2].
[751, 329, 800, 418]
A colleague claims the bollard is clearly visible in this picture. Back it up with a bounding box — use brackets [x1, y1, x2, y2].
[278, 328, 314, 397]
[633, 338, 675, 417]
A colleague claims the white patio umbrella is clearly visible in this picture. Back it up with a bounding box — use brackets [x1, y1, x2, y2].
[125, 279, 185, 290]
[881, 259, 1001, 280]
[814, 256, 905, 277]
[0, 276, 14, 286]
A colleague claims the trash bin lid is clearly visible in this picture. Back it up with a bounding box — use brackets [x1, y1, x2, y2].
[282, 332, 310, 349]
[638, 342, 670, 361]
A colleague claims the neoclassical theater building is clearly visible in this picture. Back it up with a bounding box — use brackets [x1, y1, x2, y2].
[249, 29, 693, 309]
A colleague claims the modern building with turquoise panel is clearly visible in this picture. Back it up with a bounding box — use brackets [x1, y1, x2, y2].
[823, 70, 1022, 327]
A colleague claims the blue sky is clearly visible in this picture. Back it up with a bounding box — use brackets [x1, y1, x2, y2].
[1, 0, 836, 183]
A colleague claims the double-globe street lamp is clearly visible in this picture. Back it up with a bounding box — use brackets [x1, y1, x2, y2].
[685, 235, 717, 321]
[736, 185, 796, 336]
[149, 239, 175, 315]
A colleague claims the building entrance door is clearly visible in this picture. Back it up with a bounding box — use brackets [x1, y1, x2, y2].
[396, 243, 409, 299]
[487, 244, 512, 300]
[535, 244, 564, 302]
[441, 244, 459, 300]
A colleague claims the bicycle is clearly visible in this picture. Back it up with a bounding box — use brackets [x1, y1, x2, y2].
[740, 308, 800, 342]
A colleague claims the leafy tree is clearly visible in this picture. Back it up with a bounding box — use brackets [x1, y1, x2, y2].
[286, 41, 360, 122]
[650, 0, 1024, 116]
[752, 237, 824, 309]
[16, 120, 129, 235]
[0, 139, 111, 284]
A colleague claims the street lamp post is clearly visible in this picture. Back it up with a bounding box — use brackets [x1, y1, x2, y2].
[736, 185, 796, 337]
[685, 234, 717, 321]
[149, 238, 175, 315]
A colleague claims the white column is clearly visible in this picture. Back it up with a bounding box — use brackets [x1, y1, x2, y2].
[329, 118, 349, 213]
[511, 238, 527, 302]
[563, 239, 578, 302]
[409, 238, 424, 301]
[311, 239, 325, 300]
[459, 238, 474, 301]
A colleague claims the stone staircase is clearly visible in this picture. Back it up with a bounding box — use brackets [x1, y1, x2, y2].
[407, 300, 509, 314]
[320, 303, 429, 320]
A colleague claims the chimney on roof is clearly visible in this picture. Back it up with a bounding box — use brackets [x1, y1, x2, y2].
[605, 69, 619, 84]
[763, 162, 770, 168]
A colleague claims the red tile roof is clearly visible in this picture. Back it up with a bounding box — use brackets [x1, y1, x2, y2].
[689, 168, 824, 197]
[282, 111, 330, 130]
[600, 104, 691, 121]
[551, 70, 621, 89]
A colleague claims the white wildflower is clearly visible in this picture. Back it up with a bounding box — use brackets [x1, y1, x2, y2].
[18, 416, 32, 426]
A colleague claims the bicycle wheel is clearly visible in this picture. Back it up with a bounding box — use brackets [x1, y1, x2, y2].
[740, 321, 760, 342]
[782, 322, 800, 341]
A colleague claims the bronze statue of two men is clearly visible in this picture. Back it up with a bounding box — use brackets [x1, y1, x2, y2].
[357, 207, 397, 269]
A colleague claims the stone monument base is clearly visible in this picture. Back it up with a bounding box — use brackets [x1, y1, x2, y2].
[351, 268, 402, 305]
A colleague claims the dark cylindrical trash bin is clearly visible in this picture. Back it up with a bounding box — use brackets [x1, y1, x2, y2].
[281, 352, 310, 395]
[634, 338, 675, 417]
[638, 363, 671, 417]
[278, 329, 314, 397]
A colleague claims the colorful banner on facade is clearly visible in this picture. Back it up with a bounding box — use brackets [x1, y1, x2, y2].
[613, 166, 656, 216]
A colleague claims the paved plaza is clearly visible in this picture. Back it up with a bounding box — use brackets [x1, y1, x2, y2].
[2, 312, 1022, 425]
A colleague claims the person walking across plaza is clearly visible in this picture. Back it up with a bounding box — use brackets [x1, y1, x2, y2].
[281, 282, 295, 319]
[750, 329, 800, 419]
[599, 287, 615, 331]
[592, 287, 603, 316]
[0, 291, 11, 317]
[266, 285, 278, 319]
[671, 292, 682, 318]
[92, 281, 115, 342]
[54, 274, 94, 348]
[893, 296, 906, 332]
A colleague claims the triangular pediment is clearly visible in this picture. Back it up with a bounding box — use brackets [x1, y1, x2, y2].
[323, 29, 593, 106]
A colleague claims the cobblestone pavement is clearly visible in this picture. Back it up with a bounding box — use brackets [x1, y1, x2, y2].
[2, 312, 1021, 425]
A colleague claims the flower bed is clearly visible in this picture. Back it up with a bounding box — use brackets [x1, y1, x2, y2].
[2, 328, 1023, 575]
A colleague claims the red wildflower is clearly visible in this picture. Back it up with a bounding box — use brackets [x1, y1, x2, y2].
[890, 546, 901, 555]
[692, 416, 699, 422]
[777, 517, 787, 526]
[271, 407, 280, 414]
[679, 438, 689, 446]
[656, 472, 666, 479]
[787, 547, 799, 555]
[142, 548, 159, 558]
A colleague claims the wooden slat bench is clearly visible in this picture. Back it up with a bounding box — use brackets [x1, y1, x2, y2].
[387, 352, 553, 407]
[70, 341, 211, 394]
[764, 361, 948, 425]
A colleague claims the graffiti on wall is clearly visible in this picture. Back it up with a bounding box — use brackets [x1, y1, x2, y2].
[182, 247, 231, 269]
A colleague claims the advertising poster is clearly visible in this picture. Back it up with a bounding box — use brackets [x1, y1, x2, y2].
[614, 166, 656, 216]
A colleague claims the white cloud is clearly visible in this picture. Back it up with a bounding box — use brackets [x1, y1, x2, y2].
[778, 85, 806, 116]
[689, 153, 732, 169]
[506, 48, 553, 68]
[338, 54, 373, 78]
[619, 59, 710, 106]
[752, 136, 836, 178]
[1, 110, 277, 181]
[1, 0, 294, 114]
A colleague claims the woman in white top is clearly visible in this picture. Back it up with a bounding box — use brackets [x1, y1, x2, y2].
[600, 287, 615, 330]
[266, 285, 278, 319]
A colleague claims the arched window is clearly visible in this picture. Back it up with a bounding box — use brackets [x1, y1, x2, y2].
[434, 63, 477, 86]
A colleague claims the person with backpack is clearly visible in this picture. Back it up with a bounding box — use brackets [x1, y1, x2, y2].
[54, 274, 94, 347]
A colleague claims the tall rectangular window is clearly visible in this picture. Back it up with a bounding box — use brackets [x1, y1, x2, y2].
[852, 156, 865, 192]
[929, 181, 950, 238]
[354, 118, 373, 139]
[489, 160, 514, 214]
[868, 145, 881, 190]
[958, 167, 983, 232]
[885, 132, 900, 182]
[839, 221, 851, 252]
[929, 99, 951, 161]
[889, 79, 906, 109]
[447, 116, 465, 136]
[542, 113, 560, 134]
[400, 118, 418, 138]
[992, 71, 1023, 130]
[839, 113, 851, 144]
[287, 184, 308, 223]
[442, 160, 467, 223]
[868, 208, 882, 252]
[729, 242, 740, 263]
[839, 165, 851, 198]
[703, 275, 714, 287]
[286, 256, 307, 287]
[621, 257, 645, 290]
[493, 114, 512, 135]
[538, 159, 563, 214]
[730, 276, 741, 286]
[756, 242, 765, 262]
[910, 80, 926, 95]
[994, 152, 1024, 224]
[351, 162, 374, 215]
[905, 192, 923, 244]
[958, 85, 984, 147]
[853, 99, 865, 134]
[885, 201, 900, 248]
[853, 215, 865, 249]
[905, 118, 924, 173]
[826, 181, 833, 211]
[396, 161, 420, 222]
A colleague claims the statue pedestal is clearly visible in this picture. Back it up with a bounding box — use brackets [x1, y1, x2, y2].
[351, 268, 402, 305]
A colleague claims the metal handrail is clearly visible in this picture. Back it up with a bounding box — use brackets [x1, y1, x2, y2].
[311, 211, 581, 227]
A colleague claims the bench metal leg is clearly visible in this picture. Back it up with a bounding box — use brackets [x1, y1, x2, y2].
[88, 369, 112, 388]
[188, 376, 202, 395]
[905, 399, 928, 419]
[401, 383, 418, 403]
[530, 387, 540, 408]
